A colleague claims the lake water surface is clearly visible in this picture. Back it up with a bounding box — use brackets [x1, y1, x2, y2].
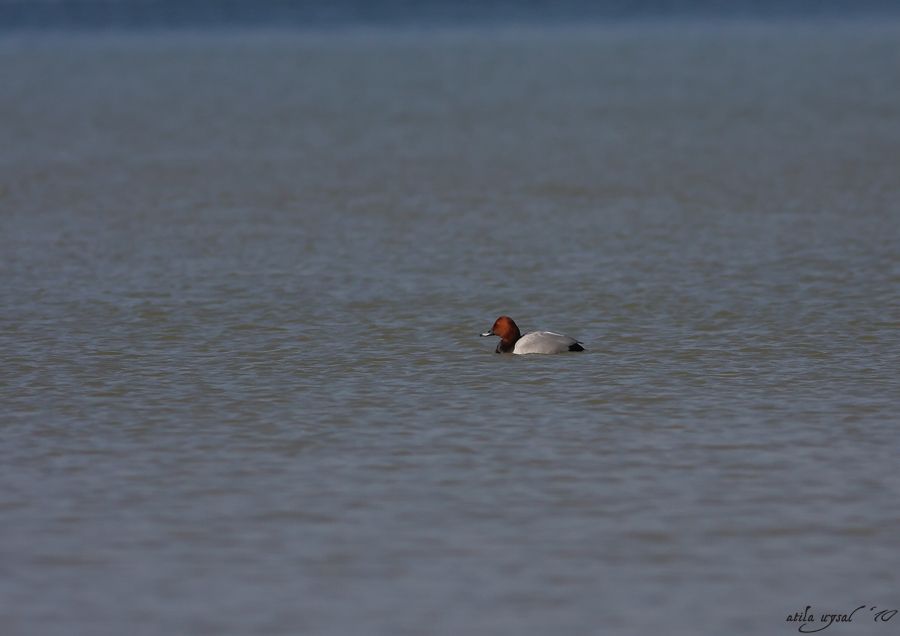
[1, 23, 899, 635]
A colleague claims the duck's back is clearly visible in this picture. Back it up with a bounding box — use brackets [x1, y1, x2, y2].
[512, 331, 584, 354]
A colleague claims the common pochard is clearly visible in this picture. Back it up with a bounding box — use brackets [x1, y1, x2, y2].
[480, 316, 585, 354]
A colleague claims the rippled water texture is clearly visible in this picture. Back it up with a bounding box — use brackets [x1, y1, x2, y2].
[1, 23, 899, 635]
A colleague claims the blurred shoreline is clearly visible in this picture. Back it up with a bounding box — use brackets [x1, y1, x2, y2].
[1, 0, 899, 35]
[2, 16, 900, 46]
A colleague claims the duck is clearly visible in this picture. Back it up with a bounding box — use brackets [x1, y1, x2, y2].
[480, 316, 585, 354]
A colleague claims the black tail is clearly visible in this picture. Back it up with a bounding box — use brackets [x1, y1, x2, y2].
[569, 343, 585, 352]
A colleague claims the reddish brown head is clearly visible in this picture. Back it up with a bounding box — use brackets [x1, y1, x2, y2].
[480, 316, 522, 353]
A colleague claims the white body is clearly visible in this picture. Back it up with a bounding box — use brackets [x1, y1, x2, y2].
[513, 331, 581, 354]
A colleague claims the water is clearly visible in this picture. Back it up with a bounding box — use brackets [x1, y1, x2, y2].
[2, 22, 899, 636]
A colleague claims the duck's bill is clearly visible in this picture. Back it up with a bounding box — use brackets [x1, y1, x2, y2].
[480, 330, 494, 337]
